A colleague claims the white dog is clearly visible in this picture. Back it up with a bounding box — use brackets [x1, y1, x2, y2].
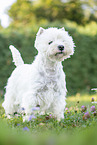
[2, 27, 75, 121]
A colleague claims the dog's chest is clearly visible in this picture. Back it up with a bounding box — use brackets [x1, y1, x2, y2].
[33, 67, 66, 108]
[36, 71, 61, 96]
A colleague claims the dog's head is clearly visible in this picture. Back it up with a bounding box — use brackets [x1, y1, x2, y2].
[35, 27, 75, 62]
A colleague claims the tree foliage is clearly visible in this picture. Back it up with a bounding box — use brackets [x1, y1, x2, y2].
[8, 0, 35, 27]
[8, 0, 97, 27]
[33, 0, 84, 24]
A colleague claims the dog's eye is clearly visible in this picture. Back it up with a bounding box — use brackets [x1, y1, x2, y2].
[48, 41, 53, 45]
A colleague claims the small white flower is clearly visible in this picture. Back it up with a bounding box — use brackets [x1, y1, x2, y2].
[91, 88, 97, 91]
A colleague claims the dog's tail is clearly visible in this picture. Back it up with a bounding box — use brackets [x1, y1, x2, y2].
[9, 45, 24, 67]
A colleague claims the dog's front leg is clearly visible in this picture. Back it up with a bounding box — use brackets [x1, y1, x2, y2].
[22, 92, 37, 122]
[51, 96, 66, 121]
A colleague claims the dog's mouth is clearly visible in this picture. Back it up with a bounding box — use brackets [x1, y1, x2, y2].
[55, 52, 63, 56]
[55, 52, 67, 56]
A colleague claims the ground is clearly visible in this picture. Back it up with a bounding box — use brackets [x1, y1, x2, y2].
[0, 93, 97, 145]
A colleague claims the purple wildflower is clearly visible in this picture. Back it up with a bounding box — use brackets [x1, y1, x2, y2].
[23, 127, 29, 131]
[49, 114, 52, 118]
[45, 114, 53, 120]
[28, 114, 36, 121]
[65, 108, 68, 111]
[81, 106, 87, 112]
[91, 106, 96, 112]
[91, 97, 95, 102]
[84, 112, 90, 117]
[45, 116, 50, 120]
[15, 114, 20, 117]
[83, 112, 90, 120]
[32, 107, 40, 111]
[81, 105, 85, 108]
[17, 123, 20, 126]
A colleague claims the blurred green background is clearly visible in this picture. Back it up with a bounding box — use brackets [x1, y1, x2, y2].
[0, 0, 97, 96]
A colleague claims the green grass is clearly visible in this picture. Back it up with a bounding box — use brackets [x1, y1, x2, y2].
[0, 93, 97, 145]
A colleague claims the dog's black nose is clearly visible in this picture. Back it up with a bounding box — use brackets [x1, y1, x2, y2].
[58, 45, 64, 51]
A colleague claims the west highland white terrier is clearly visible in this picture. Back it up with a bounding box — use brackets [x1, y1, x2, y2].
[2, 27, 75, 121]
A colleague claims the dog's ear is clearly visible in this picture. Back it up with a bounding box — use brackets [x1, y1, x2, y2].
[61, 27, 65, 31]
[37, 27, 45, 36]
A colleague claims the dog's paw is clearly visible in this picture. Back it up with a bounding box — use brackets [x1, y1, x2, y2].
[56, 114, 64, 122]
[23, 115, 29, 122]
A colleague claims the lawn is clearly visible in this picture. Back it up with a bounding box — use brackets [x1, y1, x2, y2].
[0, 93, 97, 145]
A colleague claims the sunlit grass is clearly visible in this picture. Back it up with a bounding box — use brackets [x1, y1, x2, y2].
[67, 93, 97, 107]
[0, 93, 97, 145]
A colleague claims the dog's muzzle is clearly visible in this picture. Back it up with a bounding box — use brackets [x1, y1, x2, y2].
[55, 45, 65, 56]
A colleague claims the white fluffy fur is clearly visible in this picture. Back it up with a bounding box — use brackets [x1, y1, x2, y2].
[2, 27, 75, 121]
[9, 45, 24, 66]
